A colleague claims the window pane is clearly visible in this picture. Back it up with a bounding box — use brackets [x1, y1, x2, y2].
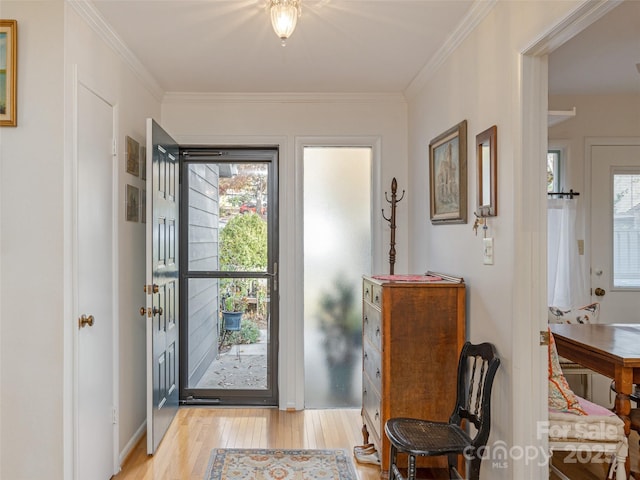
[547, 150, 561, 192]
[613, 173, 640, 287]
[303, 147, 371, 408]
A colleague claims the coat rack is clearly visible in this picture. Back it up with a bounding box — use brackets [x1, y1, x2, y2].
[381, 178, 405, 275]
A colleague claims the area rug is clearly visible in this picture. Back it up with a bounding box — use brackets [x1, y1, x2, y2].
[205, 448, 358, 480]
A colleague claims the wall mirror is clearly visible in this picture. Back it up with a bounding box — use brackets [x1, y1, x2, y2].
[476, 125, 497, 217]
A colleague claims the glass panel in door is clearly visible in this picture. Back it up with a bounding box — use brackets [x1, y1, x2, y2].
[180, 149, 278, 406]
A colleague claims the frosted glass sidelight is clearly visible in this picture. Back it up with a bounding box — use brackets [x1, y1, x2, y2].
[303, 147, 372, 408]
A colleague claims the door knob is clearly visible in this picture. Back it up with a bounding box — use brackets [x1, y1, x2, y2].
[595, 287, 606, 297]
[153, 306, 163, 316]
[78, 314, 94, 328]
[140, 307, 147, 317]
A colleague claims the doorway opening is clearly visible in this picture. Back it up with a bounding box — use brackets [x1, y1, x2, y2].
[302, 146, 372, 408]
[179, 147, 279, 406]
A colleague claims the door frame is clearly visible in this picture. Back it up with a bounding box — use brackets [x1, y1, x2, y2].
[70, 67, 119, 478]
[178, 146, 280, 405]
[294, 136, 382, 410]
[517, 2, 621, 478]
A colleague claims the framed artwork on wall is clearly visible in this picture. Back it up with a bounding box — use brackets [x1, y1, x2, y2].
[126, 136, 140, 176]
[0, 20, 18, 127]
[429, 120, 467, 224]
[126, 184, 139, 222]
[476, 125, 497, 217]
[140, 145, 147, 180]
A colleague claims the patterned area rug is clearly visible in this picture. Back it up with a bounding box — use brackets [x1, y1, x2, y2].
[205, 448, 358, 480]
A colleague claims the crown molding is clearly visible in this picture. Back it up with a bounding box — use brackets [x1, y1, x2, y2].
[162, 91, 407, 104]
[404, 0, 497, 99]
[67, 0, 165, 101]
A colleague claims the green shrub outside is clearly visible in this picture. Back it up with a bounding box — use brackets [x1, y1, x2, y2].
[221, 319, 261, 347]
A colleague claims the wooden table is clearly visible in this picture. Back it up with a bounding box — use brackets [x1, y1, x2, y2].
[550, 323, 640, 476]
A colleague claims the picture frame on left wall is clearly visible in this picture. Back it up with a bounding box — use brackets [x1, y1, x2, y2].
[0, 20, 18, 127]
[126, 184, 140, 222]
[126, 136, 140, 176]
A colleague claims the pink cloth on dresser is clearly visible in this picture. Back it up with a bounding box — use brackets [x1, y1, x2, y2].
[371, 274, 442, 282]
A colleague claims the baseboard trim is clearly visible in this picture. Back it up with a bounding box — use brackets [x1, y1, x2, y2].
[119, 420, 146, 467]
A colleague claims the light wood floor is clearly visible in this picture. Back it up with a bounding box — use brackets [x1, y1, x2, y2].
[112, 407, 383, 480]
[112, 407, 639, 480]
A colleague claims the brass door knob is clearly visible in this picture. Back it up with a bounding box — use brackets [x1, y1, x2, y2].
[78, 314, 94, 328]
[595, 287, 606, 297]
[152, 306, 163, 316]
[140, 307, 147, 317]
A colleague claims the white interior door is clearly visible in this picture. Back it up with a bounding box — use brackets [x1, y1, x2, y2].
[145, 119, 180, 454]
[77, 83, 115, 478]
[589, 141, 640, 406]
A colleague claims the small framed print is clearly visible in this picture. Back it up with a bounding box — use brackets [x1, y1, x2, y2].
[140, 145, 147, 180]
[126, 136, 140, 176]
[140, 188, 146, 224]
[0, 20, 18, 127]
[126, 184, 139, 222]
[429, 120, 467, 224]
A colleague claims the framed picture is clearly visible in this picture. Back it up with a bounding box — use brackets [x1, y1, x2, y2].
[429, 120, 467, 224]
[0, 20, 18, 127]
[140, 145, 147, 180]
[126, 184, 140, 222]
[126, 136, 140, 176]
[476, 125, 497, 217]
[140, 188, 146, 224]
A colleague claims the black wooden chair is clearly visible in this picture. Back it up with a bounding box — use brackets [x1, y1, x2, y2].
[384, 341, 500, 480]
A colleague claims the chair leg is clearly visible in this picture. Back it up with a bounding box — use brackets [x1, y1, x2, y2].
[468, 455, 481, 480]
[388, 445, 397, 480]
[408, 454, 417, 480]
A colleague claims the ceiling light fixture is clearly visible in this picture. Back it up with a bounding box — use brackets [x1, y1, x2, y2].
[269, 0, 301, 46]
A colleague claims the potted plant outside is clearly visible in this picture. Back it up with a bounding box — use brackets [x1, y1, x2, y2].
[222, 292, 247, 332]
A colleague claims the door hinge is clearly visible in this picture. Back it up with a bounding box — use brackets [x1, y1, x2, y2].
[539, 330, 550, 346]
[112, 407, 118, 425]
[112, 137, 117, 156]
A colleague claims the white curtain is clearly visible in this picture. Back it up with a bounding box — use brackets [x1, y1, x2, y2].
[548, 198, 587, 308]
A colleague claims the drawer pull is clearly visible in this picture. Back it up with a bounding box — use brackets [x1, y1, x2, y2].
[365, 287, 370, 296]
[374, 295, 380, 303]
[376, 369, 381, 378]
[364, 315, 369, 324]
[375, 326, 380, 337]
[364, 352, 368, 360]
[375, 411, 380, 420]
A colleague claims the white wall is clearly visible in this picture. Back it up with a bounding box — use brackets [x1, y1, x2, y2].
[0, 2, 161, 479]
[64, 3, 162, 470]
[406, 1, 583, 478]
[0, 2, 65, 479]
[162, 95, 408, 408]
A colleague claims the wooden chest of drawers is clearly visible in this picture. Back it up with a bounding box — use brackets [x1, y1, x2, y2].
[360, 274, 466, 476]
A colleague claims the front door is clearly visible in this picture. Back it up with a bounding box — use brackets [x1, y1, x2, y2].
[589, 140, 640, 406]
[180, 147, 279, 405]
[590, 141, 640, 319]
[77, 82, 115, 478]
[145, 119, 180, 454]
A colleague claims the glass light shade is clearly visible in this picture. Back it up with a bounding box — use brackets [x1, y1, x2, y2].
[270, 0, 300, 45]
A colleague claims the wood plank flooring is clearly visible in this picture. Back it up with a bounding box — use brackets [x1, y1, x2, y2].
[112, 408, 384, 480]
[112, 407, 639, 480]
